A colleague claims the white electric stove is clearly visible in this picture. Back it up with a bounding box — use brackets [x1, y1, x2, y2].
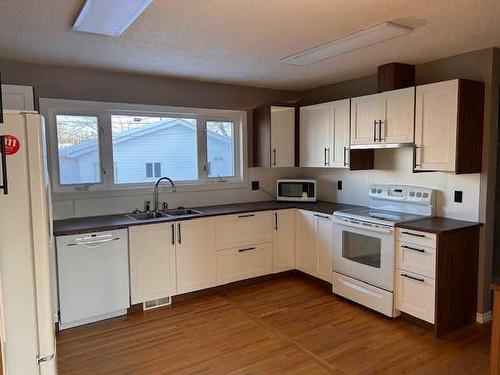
[332, 184, 435, 317]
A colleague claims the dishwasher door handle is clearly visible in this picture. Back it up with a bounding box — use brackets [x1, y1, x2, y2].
[66, 237, 121, 247]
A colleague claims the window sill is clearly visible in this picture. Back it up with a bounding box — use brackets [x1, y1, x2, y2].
[52, 179, 249, 200]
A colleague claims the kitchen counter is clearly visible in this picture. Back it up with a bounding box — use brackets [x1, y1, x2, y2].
[53, 200, 358, 236]
[395, 217, 482, 234]
[492, 278, 500, 292]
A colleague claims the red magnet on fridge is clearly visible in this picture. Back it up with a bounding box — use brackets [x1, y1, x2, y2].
[0, 135, 20, 155]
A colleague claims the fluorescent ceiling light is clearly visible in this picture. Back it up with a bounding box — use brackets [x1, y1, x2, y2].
[281, 22, 413, 66]
[73, 0, 154, 37]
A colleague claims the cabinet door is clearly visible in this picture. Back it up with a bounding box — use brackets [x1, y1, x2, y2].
[300, 103, 331, 167]
[350, 93, 378, 145]
[415, 80, 458, 171]
[215, 211, 273, 250]
[270, 106, 295, 168]
[176, 218, 216, 294]
[396, 270, 435, 323]
[272, 210, 295, 273]
[330, 99, 350, 168]
[314, 213, 333, 282]
[379, 87, 415, 144]
[295, 210, 315, 275]
[216, 243, 272, 285]
[129, 223, 176, 305]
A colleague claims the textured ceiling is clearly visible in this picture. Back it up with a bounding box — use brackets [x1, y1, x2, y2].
[0, 0, 500, 90]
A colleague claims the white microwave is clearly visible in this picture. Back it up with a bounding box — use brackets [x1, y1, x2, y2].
[276, 179, 317, 202]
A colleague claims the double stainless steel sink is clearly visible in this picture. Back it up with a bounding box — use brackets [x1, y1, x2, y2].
[127, 208, 202, 221]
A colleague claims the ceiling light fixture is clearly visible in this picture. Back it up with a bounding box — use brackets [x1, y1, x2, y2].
[281, 22, 413, 66]
[73, 0, 154, 37]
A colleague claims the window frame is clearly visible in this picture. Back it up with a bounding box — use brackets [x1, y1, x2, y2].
[41, 98, 247, 195]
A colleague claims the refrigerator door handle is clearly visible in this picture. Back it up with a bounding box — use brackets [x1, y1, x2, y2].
[0, 135, 8, 195]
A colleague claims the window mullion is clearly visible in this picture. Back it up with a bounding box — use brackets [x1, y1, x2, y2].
[197, 116, 208, 181]
[99, 113, 114, 189]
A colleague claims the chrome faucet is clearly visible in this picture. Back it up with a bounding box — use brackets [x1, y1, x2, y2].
[153, 177, 176, 212]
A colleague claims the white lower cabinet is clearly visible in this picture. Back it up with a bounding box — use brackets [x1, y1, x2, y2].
[216, 243, 273, 285]
[314, 213, 333, 282]
[272, 210, 296, 273]
[176, 218, 216, 294]
[295, 210, 316, 275]
[396, 271, 435, 323]
[395, 228, 437, 324]
[215, 211, 273, 250]
[129, 223, 176, 305]
[295, 210, 333, 282]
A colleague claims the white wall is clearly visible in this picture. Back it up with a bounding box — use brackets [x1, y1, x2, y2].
[302, 148, 481, 222]
[53, 148, 481, 222]
[52, 167, 304, 219]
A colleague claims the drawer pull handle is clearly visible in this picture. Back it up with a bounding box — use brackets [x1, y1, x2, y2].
[314, 214, 330, 219]
[401, 245, 425, 253]
[238, 214, 255, 218]
[401, 273, 425, 283]
[238, 247, 256, 253]
[401, 231, 425, 238]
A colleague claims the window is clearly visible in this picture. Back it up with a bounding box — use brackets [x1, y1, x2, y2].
[206, 121, 234, 178]
[42, 99, 246, 193]
[111, 115, 197, 184]
[55, 115, 101, 185]
[145, 162, 162, 179]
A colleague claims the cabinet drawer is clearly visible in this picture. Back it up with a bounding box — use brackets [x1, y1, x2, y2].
[215, 211, 272, 250]
[396, 228, 436, 249]
[396, 241, 436, 278]
[216, 243, 272, 285]
[396, 270, 435, 324]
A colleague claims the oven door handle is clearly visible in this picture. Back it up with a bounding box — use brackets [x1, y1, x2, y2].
[333, 217, 393, 234]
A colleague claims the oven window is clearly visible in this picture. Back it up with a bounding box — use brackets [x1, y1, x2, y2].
[342, 231, 381, 268]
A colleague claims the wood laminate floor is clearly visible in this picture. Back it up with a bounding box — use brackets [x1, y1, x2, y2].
[57, 274, 491, 374]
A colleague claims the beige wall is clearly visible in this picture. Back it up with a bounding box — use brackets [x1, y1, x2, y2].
[0, 58, 300, 166]
[297, 48, 498, 314]
[1, 49, 498, 313]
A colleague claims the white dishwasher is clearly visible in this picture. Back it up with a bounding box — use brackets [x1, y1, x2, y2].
[56, 229, 130, 330]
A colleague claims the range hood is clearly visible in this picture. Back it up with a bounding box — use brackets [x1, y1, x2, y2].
[349, 142, 415, 150]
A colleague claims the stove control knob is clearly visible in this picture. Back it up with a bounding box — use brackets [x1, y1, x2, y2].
[416, 192, 422, 197]
[409, 192, 415, 197]
[423, 193, 429, 198]
[377, 189, 382, 194]
[371, 188, 377, 193]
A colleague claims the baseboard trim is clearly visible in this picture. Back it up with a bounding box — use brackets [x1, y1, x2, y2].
[476, 311, 492, 323]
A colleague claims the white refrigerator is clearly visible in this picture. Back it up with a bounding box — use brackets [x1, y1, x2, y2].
[0, 111, 57, 374]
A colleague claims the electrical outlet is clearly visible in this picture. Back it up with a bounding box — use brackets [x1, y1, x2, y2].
[251, 181, 260, 191]
[454, 190, 463, 203]
[337, 180, 343, 190]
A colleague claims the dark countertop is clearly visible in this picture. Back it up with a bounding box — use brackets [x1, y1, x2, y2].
[396, 217, 482, 234]
[53, 200, 358, 236]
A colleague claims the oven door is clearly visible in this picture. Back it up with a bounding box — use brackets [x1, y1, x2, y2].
[333, 217, 395, 291]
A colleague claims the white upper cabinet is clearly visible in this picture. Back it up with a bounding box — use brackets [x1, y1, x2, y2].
[414, 80, 458, 172]
[300, 99, 350, 168]
[300, 102, 331, 167]
[270, 106, 295, 168]
[1, 84, 34, 111]
[330, 99, 350, 168]
[176, 218, 216, 294]
[351, 88, 414, 146]
[350, 93, 379, 145]
[379, 87, 415, 144]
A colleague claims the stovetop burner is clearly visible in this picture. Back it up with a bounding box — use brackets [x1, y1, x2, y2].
[333, 207, 427, 226]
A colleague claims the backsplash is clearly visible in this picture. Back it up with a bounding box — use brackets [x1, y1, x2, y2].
[53, 148, 481, 222]
[52, 167, 304, 220]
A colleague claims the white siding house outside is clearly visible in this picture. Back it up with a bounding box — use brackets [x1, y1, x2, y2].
[58, 119, 233, 185]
